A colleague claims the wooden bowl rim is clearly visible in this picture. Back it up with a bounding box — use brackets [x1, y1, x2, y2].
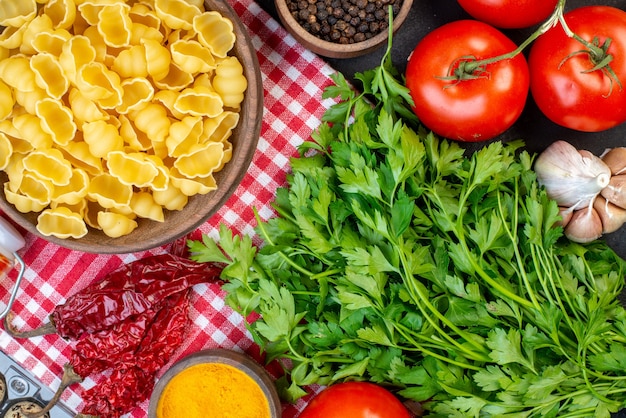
[0, 0, 263, 254]
[274, 0, 414, 58]
[147, 348, 282, 418]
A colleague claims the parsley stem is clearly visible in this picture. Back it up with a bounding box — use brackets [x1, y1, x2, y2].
[396, 237, 492, 361]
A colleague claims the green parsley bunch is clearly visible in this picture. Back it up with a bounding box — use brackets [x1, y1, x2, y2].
[190, 33, 626, 417]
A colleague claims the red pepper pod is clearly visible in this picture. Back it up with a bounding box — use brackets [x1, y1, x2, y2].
[5, 253, 223, 340]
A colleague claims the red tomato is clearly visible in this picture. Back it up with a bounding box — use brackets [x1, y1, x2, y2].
[456, 0, 558, 29]
[528, 6, 626, 132]
[298, 382, 411, 418]
[405, 20, 529, 142]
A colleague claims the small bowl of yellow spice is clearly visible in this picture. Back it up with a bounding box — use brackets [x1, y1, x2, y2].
[148, 349, 282, 418]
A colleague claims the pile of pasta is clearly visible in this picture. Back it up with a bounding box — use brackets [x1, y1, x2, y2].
[0, 0, 248, 239]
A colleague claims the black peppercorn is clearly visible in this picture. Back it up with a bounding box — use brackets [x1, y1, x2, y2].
[284, 0, 403, 44]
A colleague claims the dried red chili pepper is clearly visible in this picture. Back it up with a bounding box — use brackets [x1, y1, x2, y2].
[4, 253, 223, 418]
[80, 290, 191, 417]
[4, 253, 222, 339]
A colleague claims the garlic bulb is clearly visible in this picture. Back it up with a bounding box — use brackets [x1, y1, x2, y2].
[534, 140, 611, 209]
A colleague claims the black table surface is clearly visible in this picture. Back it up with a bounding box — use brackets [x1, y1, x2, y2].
[258, 0, 626, 261]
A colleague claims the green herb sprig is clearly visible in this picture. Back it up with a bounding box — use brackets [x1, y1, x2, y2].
[189, 28, 626, 417]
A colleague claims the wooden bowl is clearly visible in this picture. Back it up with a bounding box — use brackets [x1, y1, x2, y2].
[147, 349, 282, 418]
[274, 0, 413, 58]
[0, 0, 263, 254]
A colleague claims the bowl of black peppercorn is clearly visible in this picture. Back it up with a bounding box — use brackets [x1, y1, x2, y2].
[275, 0, 413, 58]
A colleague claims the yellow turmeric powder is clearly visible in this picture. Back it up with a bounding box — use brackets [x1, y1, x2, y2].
[156, 362, 271, 418]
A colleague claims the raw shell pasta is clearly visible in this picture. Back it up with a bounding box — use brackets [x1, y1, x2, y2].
[97, 3, 132, 48]
[143, 154, 169, 191]
[12, 114, 54, 149]
[18, 172, 53, 206]
[152, 184, 188, 210]
[30, 52, 70, 99]
[0, 133, 12, 170]
[60, 141, 104, 176]
[193, 11, 235, 58]
[37, 207, 88, 238]
[15, 87, 48, 115]
[154, 0, 200, 31]
[166, 115, 203, 157]
[76, 62, 123, 108]
[82, 120, 124, 158]
[87, 173, 133, 209]
[129, 103, 170, 142]
[174, 141, 224, 178]
[118, 115, 151, 151]
[202, 111, 240, 143]
[32, 29, 73, 56]
[130, 191, 164, 222]
[169, 167, 217, 196]
[97, 211, 138, 237]
[112, 44, 148, 78]
[36, 98, 77, 146]
[4, 184, 48, 213]
[21, 15, 54, 55]
[213, 56, 247, 109]
[0, 0, 37, 27]
[0, 80, 14, 121]
[170, 39, 215, 74]
[116, 77, 154, 114]
[59, 35, 97, 84]
[152, 61, 194, 91]
[153, 90, 186, 120]
[129, 23, 163, 45]
[0, 0, 248, 239]
[50, 168, 89, 205]
[68, 88, 110, 124]
[0, 26, 28, 50]
[44, 0, 77, 30]
[107, 150, 158, 187]
[174, 86, 223, 117]
[22, 148, 73, 186]
[0, 56, 38, 93]
[142, 39, 170, 81]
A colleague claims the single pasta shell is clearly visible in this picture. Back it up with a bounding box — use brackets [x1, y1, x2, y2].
[37, 207, 88, 239]
[193, 11, 235, 58]
[0, 0, 37, 27]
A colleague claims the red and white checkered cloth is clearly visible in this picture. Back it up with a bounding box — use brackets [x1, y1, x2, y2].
[0, 0, 339, 416]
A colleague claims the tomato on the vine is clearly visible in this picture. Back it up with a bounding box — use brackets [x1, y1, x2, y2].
[298, 382, 412, 418]
[456, 0, 558, 29]
[528, 6, 626, 132]
[405, 20, 529, 142]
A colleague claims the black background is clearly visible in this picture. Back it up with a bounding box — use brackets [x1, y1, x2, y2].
[258, 0, 626, 261]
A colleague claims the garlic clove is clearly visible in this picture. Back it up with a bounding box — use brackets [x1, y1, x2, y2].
[564, 206, 603, 243]
[600, 147, 626, 175]
[600, 174, 626, 209]
[558, 206, 573, 228]
[534, 140, 611, 209]
[593, 195, 626, 234]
